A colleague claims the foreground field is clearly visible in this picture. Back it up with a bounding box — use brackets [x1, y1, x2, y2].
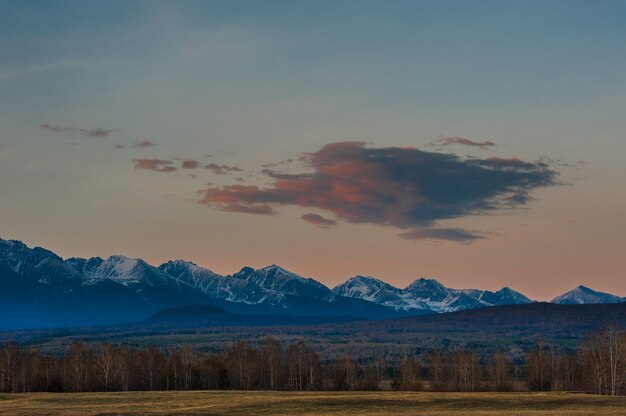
[0, 391, 625, 416]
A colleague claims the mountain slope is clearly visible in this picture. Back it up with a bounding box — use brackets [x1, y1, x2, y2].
[232, 265, 330, 300]
[0, 239, 400, 328]
[332, 276, 430, 311]
[0, 237, 623, 330]
[551, 285, 624, 305]
[332, 276, 532, 313]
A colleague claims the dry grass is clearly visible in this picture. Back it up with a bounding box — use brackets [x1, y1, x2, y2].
[1, 391, 625, 416]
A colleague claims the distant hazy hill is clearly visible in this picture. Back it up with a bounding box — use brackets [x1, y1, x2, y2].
[144, 304, 362, 327]
[5, 302, 626, 358]
[144, 302, 626, 336]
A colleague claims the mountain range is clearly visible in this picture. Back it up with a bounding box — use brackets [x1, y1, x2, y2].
[0, 237, 623, 330]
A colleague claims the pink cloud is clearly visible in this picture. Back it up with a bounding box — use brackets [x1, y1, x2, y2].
[197, 142, 557, 242]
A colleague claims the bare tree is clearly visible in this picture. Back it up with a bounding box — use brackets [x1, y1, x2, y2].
[179, 345, 196, 390]
[450, 351, 480, 392]
[115, 347, 133, 391]
[558, 354, 578, 392]
[427, 350, 448, 391]
[225, 340, 258, 390]
[526, 338, 551, 391]
[288, 341, 320, 391]
[260, 337, 284, 390]
[581, 323, 626, 395]
[0, 342, 20, 392]
[138, 346, 163, 391]
[373, 356, 387, 384]
[63, 343, 91, 392]
[1, 327, 622, 395]
[396, 355, 422, 390]
[94, 343, 116, 391]
[487, 352, 512, 391]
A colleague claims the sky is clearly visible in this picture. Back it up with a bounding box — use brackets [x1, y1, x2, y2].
[1, 0, 625, 300]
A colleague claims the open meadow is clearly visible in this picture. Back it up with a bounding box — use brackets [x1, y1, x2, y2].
[1, 391, 625, 416]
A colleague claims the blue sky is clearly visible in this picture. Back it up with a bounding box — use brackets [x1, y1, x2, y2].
[1, 1, 625, 299]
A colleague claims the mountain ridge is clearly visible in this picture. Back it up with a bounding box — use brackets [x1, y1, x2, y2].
[551, 285, 624, 305]
[0, 237, 623, 330]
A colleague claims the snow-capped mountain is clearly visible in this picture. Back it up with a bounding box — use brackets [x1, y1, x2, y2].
[332, 276, 531, 313]
[0, 237, 623, 330]
[551, 285, 624, 305]
[0, 239, 61, 274]
[158, 261, 326, 306]
[159, 259, 242, 299]
[0, 239, 82, 286]
[332, 276, 430, 311]
[232, 264, 330, 300]
[405, 278, 451, 302]
[67, 255, 171, 287]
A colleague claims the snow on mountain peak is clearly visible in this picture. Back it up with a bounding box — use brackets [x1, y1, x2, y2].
[159, 259, 222, 279]
[406, 277, 446, 291]
[494, 287, 531, 304]
[107, 255, 140, 274]
[163, 259, 203, 274]
[0, 238, 61, 273]
[1, 237, 623, 321]
[405, 278, 449, 302]
[552, 285, 624, 305]
[333, 276, 536, 313]
[232, 264, 329, 298]
[261, 264, 301, 278]
[332, 276, 430, 311]
[334, 275, 399, 296]
[74, 255, 161, 286]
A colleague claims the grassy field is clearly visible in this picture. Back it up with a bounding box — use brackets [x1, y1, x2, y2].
[0, 391, 625, 415]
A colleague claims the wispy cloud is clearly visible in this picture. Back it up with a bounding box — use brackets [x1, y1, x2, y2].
[398, 227, 484, 242]
[301, 213, 338, 228]
[198, 142, 558, 242]
[77, 127, 114, 138]
[133, 140, 155, 148]
[205, 163, 243, 175]
[261, 169, 312, 181]
[430, 135, 496, 149]
[132, 156, 243, 174]
[538, 155, 586, 170]
[133, 159, 177, 172]
[115, 140, 156, 149]
[40, 123, 117, 138]
[262, 158, 294, 168]
[182, 159, 201, 169]
[203, 151, 236, 158]
[39, 124, 73, 133]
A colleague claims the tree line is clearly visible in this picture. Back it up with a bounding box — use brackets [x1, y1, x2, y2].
[1, 324, 625, 395]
